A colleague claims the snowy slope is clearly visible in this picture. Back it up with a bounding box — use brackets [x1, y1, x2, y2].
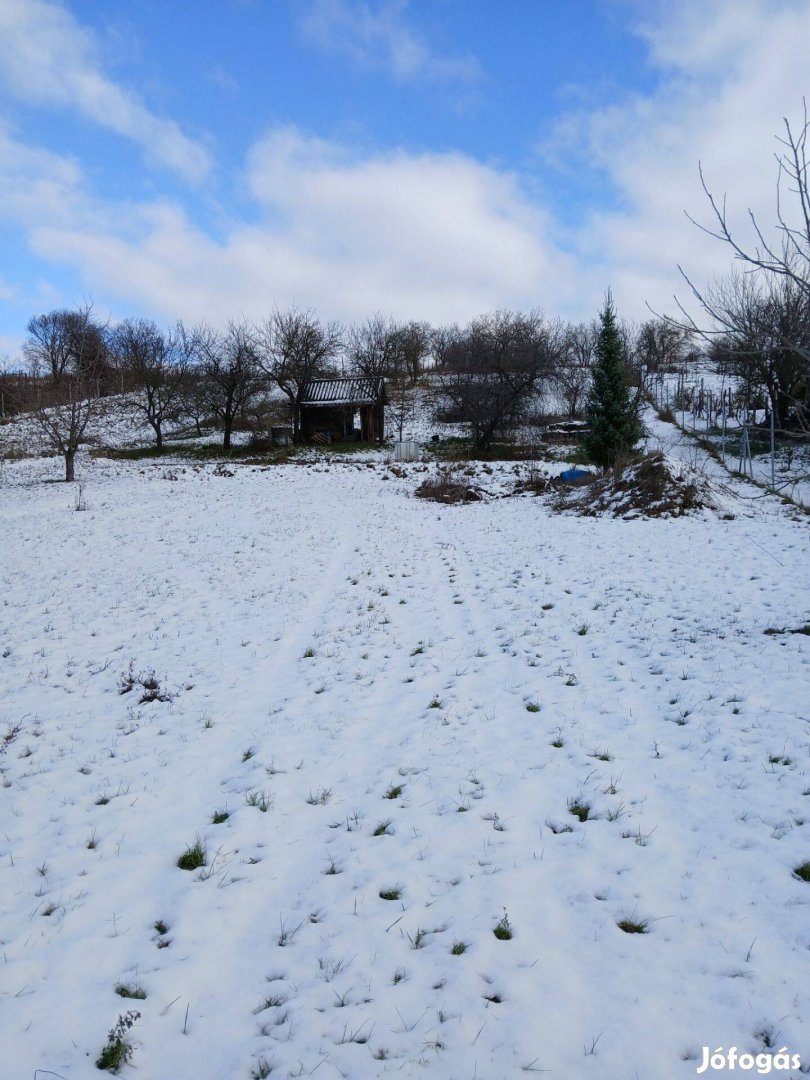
[1, 451, 809, 1080]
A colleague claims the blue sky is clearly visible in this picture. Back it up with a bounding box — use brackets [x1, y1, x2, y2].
[0, 0, 807, 358]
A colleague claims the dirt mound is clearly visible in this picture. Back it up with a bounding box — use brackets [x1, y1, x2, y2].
[553, 452, 713, 518]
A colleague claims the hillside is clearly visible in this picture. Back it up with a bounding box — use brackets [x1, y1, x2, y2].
[1, 412, 809, 1079]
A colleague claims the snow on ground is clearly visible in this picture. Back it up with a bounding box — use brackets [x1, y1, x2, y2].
[645, 406, 810, 511]
[0, 396, 167, 460]
[650, 367, 810, 509]
[1, 440, 809, 1080]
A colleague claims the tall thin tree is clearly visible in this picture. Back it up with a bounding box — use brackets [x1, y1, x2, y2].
[583, 294, 643, 470]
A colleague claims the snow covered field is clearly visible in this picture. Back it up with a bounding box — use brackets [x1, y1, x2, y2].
[1, 441, 809, 1079]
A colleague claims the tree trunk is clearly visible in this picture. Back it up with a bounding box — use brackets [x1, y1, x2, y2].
[223, 420, 232, 450]
[477, 416, 499, 452]
[65, 450, 75, 482]
[155, 425, 163, 452]
[292, 390, 301, 443]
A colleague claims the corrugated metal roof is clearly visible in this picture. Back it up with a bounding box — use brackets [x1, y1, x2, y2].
[300, 377, 384, 406]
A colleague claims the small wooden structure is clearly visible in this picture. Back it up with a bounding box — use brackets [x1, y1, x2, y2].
[298, 377, 386, 444]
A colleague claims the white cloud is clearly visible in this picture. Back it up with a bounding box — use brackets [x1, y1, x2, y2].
[0, 0, 211, 181]
[2, 0, 809, 347]
[548, 0, 810, 321]
[4, 125, 574, 330]
[0, 121, 86, 227]
[299, 0, 480, 84]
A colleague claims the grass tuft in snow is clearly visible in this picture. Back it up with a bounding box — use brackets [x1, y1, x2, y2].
[373, 819, 394, 836]
[277, 916, 304, 947]
[451, 939, 468, 955]
[115, 983, 146, 1000]
[379, 886, 402, 900]
[617, 918, 649, 934]
[212, 808, 229, 824]
[622, 825, 656, 846]
[246, 789, 273, 812]
[384, 783, 404, 799]
[176, 837, 206, 871]
[493, 911, 513, 940]
[138, 671, 170, 703]
[793, 862, 810, 882]
[253, 996, 287, 1013]
[95, 1010, 139, 1073]
[118, 663, 172, 704]
[568, 799, 594, 822]
[407, 927, 427, 949]
[768, 753, 793, 766]
[545, 818, 574, 835]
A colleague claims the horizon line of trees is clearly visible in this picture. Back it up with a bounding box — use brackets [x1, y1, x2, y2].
[1, 303, 699, 479]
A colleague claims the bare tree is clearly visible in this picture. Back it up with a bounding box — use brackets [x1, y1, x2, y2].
[393, 321, 431, 386]
[177, 368, 212, 437]
[0, 361, 33, 419]
[635, 318, 691, 375]
[554, 321, 596, 418]
[347, 314, 402, 379]
[111, 319, 193, 451]
[198, 321, 264, 450]
[692, 272, 809, 430]
[24, 308, 110, 390]
[687, 103, 810, 306]
[379, 321, 431, 440]
[438, 310, 564, 451]
[675, 103, 810, 432]
[22, 305, 109, 480]
[430, 325, 461, 371]
[255, 307, 342, 442]
[24, 311, 75, 385]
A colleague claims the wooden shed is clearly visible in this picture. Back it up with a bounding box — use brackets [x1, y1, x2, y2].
[298, 377, 386, 444]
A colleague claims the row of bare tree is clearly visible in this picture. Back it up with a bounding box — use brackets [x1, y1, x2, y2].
[4, 303, 698, 476]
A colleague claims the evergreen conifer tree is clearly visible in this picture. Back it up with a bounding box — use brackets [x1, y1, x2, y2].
[583, 293, 642, 469]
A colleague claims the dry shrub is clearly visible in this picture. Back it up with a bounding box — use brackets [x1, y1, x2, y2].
[515, 464, 551, 496]
[415, 466, 483, 504]
[249, 433, 275, 451]
[553, 452, 709, 518]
